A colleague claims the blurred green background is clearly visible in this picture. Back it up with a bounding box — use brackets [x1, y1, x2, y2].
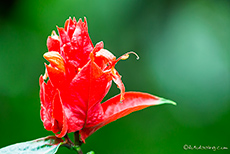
[0, 0, 230, 153]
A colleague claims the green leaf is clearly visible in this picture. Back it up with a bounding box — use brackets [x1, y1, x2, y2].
[159, 97, 177, 106]
[0, 136, 63, 154]
[87, 151, 95, 154]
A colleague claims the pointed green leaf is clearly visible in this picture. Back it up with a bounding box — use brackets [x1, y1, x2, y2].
[159, 97, 177, 106]
[0, 136, 63, 154]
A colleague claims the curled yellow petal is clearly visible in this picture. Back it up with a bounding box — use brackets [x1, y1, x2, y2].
[118, 51, 139, 61]
[120, 54, 129, 60]
[43, 51, 65, 72]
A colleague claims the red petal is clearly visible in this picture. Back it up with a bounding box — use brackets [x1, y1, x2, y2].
[66, 17, 77, 40]
[71, 61, 112, 109]
[40, 105, 52, 130]
[40, 76, 53, 131]
[64, 18, 70, 31]
[40, 75, 68, 137]
[52, 91, 64, 127]
[52, 90, 68, 138]
[90, 41, 104, 58]
[45, 64, 65, 88]
[80, 92, 176, 141]
[65, 61, 112, 132]
[111, 69, 125, 101]
[49, 18, 94, 69]
[93, 46, 117, 70]
[39, 76, 61, 134]
[70, 18, 94, 67]
[57, 27, 70, 46]
[47, 36, 60, 52]
[59, 89, 85, 133]
[95, 48, 116, 63]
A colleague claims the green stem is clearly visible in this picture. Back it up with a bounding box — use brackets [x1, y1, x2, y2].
[74, 131, 83, 146]
[74, 131, 83, 154]
[64, 134, 74, 146]
[74, 146, 83, 154]
[62, 134, 84, 154]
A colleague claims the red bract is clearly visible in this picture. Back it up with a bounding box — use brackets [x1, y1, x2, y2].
[40, 17, 175, 142]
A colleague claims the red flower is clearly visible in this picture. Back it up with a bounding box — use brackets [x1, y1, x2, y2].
[39, 17, 175, 142]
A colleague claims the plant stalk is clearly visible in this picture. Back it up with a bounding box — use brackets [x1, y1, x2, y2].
[74, 131, 83, 146]
[63, 134, 84, 154]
